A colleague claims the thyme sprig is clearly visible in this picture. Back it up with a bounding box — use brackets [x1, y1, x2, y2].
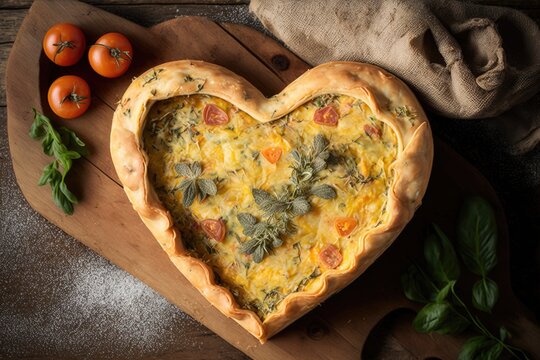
[175, 161, 217, 207]
[237, 134, 337, 263]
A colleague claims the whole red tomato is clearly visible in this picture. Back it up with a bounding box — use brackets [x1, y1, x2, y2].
[88, 32, 133, 78]
[43, 23, 86, 66]
[48, 75, 91, 119]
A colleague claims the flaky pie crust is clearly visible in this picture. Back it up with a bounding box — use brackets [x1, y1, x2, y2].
[110, 60, 433, 342]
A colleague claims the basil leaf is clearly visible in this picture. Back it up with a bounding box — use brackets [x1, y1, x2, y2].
[436, 308, 470, 335]
[458, 336, 498, 360]
[457, 196, 497, 277]
[424, 224, 460, 285]
[401, 265, 437, 303]
[412, 302, 452, 333]
[472, 277, 499, 313]
[52, 181, 74, 215]
[59, 181, 78, 204]
[38, 163, 55, 186]
[435, 280, 456, 303]
[499, 326, 510, 342]
[482, 343, 504, 360]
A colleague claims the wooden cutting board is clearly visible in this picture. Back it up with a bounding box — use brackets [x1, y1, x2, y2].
[6, 0, 540, 358]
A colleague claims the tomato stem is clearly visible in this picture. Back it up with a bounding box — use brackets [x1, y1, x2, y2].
[91, 43, 132, 68]
[52, 38, 76, 63]
[61, 91, 88, 109]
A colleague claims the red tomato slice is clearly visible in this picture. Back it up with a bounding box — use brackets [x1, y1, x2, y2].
[203, 104, 229, 125]
[319, 244, 343, 269]
[334, 217, 358, 237]
[261, 147, 282, 164]
[364, 124, 382, 139]
[314, 106, 339, 126]
[201, 219, 226, 242]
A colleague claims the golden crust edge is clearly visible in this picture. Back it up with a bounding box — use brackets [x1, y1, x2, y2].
[110, 60, 433, 343]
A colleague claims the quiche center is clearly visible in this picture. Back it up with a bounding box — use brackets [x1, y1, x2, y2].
[143, 94, 398, 320]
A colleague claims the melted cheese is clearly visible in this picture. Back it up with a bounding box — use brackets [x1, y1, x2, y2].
[143, 94, 398, 319]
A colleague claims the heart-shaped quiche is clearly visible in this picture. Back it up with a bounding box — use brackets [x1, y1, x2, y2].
[110, 60, 433, 342]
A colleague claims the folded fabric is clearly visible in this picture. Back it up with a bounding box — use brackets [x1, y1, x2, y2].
[250, 0, 540, 152]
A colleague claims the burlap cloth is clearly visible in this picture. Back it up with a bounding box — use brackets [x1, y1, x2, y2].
[250, 0, 540, 154]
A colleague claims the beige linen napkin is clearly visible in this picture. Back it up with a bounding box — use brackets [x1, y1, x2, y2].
[250, 0, 540, 154]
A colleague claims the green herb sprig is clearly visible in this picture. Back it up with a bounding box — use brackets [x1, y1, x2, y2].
[29, 109, 87, 215]
[237, 134, 337, 263]
[401, 197, 529, 360]
[175, 161, 217, 207]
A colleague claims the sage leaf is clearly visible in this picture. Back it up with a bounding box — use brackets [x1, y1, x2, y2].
[458, 336, 499, 360]
[253, 245, 265, 263]
[238, 213, 257, 228]
[182, 181, 196, 207]
[197, 178, 217, 196]
[252, 188, 274, 206]
[313, 134, 328, 155]
[424, 224, 460, 286]
[178, 179, 193, 191]
[472, 277, 499, 313]
[191, 161, 202, 177]
[401, 265, 437, 303]
[311, 184, 337, 199]
[412, 302, 452, 333]
[241, 239, 260, 255]
[175, 163, 193, 177]
[291, 197, 311, 215]
[457, 196, 497, 277]
[312, 157, 327, 173]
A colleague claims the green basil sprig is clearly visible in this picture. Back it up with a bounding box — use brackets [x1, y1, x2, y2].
[29, 109, 87, 215]
[458, 196, 499, 313]
[401, 197, 529, 360]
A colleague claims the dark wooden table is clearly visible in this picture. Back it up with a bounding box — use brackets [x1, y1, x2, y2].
[1, 1, 539, 359]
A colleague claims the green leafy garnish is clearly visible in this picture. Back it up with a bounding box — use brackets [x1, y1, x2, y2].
[401, 196, 529, 359]
[237, 134, 337, 263]
[457, 196, 499, 313]
[29, 109, 87, 215]
[175, 161, 217, 207]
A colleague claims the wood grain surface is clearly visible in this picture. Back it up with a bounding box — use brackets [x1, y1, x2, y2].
[2, 0, 540, 359]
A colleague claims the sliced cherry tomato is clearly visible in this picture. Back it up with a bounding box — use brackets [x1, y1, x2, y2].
[314, 105, 339, 127]
[203, 104, 229, 125]
[201, 219, 226, 242]
[88, 32, 133, 78]
[319, 244, 343, 269]
[43, 23, 86, 66]
[47, 75, 91, 119]
[364, 124, 382, 139]
[334, 217, 358, 237]
[261, 147, 282, 164]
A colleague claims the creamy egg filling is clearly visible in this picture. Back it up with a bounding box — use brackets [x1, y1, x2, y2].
[143, 94, 398, 319]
